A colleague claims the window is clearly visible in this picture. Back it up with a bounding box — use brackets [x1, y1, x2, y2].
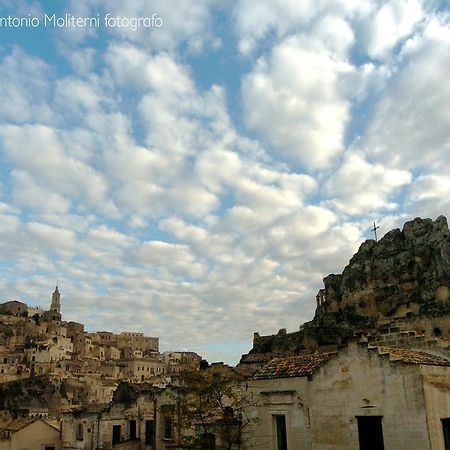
[442, 418, 450, 450]
[357, 416, 385, 450]
[145, 420, 154, 446]
[274, 415, 287, 450]
[164, 417, 173, 440]
[76, 423, 83, 441]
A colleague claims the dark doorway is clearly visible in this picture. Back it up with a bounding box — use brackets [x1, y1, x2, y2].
[275, 415, 287, 450]
[164, 417, 173, 439]
[357, 416, 385, 450]
[44, 447, 55, 450]
[145, 420, 154, 446]
[442, 418, 450, 450]
[129, 419, 137, 440]
[112, 425, 121, 445]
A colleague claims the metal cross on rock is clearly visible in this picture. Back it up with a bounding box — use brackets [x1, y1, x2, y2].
[372, 222, 380, 242]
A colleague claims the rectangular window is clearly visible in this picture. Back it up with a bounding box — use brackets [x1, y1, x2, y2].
[357, 416, 385, 450]
[442, 418, 450, 450]
[112, 425, 121, 445]
[145, 420, 154, 445]
[275, 415, 287, 450]
[76, 423, 83, 441]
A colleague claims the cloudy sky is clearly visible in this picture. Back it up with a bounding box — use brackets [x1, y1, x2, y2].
[0, 0, 449, 364]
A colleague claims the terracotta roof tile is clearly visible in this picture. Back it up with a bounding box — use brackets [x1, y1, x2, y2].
[1, 417, 35, 433]
[378, 347, 450, 366]
[254, 352, 337, 380]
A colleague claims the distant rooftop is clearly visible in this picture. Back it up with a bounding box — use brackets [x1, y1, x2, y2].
[254, 352, 337, 380]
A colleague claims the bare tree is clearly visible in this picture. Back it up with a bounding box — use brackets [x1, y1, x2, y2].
[174, 364, 257, 450]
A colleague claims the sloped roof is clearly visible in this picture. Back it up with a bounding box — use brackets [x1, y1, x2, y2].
[254, 352, 337, 380]
[0, 418, 60, 441]
[377, 347, 450, 366]
[1, 300, 27, 307]
[2, 417, 36, 432]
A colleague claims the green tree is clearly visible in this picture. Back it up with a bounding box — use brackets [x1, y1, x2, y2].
[31, 313, 40, 325]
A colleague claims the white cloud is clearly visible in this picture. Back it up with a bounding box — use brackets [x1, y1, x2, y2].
[324, 151, 412, 214]
[11, 170, 71, 214]
[54, 76, 105, 115]
[27, 222, 78, 258]
[0, 47, 54, 124]
[129, 240, 206, 278]
[242, 36, 354, 168]
[233, 0, 363, 54]
[405, 174, 450, 218]
[68, 48, 97, 76]
[364, 17, 450, 171]
[0, 124, 116, 216]
[365, 0, 424, 59]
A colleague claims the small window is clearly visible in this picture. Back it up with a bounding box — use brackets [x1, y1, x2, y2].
[76, 423, 83, 441]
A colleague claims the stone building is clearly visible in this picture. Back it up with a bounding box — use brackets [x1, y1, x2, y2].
[0, 417, 61, 450]
[26, 335, 73, 375]
[125, 357, 166, 382]
[42, 287, 62, 322]
[162, 351, 202, 374]
[243, 341, 450, 450]
[61, 384, 179, 450]
[93, 332, 159, 355]
[0, 302, 28, 317]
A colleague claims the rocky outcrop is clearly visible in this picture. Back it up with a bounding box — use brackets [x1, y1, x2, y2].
[0, 376, 63, 415]
[242, 216, 450, 360]
[320, 215, 450, 319]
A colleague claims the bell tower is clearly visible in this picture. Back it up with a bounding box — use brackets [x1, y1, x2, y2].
[50, 285, 61, 315]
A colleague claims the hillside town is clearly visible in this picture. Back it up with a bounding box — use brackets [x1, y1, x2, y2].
[1, 216, 450, 450]
[0, 285, 202, 388]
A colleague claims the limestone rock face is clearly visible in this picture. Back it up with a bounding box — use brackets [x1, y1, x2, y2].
[243, 216, 450, 360]
[321, 216, 450, 319]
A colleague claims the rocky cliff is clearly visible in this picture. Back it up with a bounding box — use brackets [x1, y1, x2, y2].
[243, 216, 450, 360]
[320, 215, 450, 319]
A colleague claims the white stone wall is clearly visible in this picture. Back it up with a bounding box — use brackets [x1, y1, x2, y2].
[243, 343, 450, 450]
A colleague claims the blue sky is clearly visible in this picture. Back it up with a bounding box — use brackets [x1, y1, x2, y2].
[0, 0, 449, 364]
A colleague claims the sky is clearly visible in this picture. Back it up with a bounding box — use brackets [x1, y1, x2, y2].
[0, 0, 449, 364]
